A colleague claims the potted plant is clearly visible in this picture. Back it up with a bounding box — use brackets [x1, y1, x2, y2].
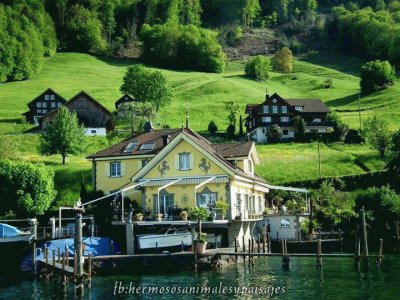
[135, 213, 143, 221]
[195, 232, 207, 253]
[215, 200, 229, 220]
[189, 207, 209, 221]
[180, 211, 188, 221]
[155, 213, 163, 221]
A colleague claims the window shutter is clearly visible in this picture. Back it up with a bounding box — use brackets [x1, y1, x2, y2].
[189, 154, 194, 169]
[105, 163, 110, 177]
[121, 162, 126, 176]
[175, 154, 180, 170]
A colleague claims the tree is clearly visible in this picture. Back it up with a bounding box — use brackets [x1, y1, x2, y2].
[272, 47, 293, 73]
[0, 160, 56, 216]
[266, 124, 282, 143]
[360, 60, 395, 94]
[224, 101, 240, 127]
[327, 112, 348, 141]
[293, 116, 305, 141]
[362, 116, 392, 157]
[226, 124, 236, 140]
[120, 64, 173, 112]
[245, 55, 272, 81]
[39, 107, 86, 164]
[388, 129, 400, 175]
[208, 121, 218, 135]
[117, 101, 157, 135]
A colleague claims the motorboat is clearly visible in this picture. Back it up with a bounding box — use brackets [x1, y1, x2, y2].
[137, 227, 192, 250]
[0, 223, 34, 243]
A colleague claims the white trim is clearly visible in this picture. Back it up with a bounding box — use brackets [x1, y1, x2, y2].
[91, 154, 155, 161]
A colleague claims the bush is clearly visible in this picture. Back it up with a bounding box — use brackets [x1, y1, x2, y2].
[321, 78, 333, 88]
[140, 24, 226, 73]
[360, 60, 395, 95]
[266, 124, 282, 143]
[344, 129, 364, 144]
[272, 47, 294, 73]
[208, 121, 218, 134]
[226, 124, 236, 140]
[245, 55, 272, 81]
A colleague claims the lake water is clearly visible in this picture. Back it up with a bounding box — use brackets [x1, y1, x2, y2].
[0, 255, 399, 299]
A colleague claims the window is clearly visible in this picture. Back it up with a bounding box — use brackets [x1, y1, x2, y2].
[140, 143, 155, 150]
[36, 102, 42, 108]
[110, 162, 121, 177]
[179, 153, 190, 170]
[272, 106, 278, 113]
[197, 192, 216, 208]
[51, 102, 56, 108]
[280, 116, 289, 123]
[44, 95, 49, 100]
[91, 130, 97, 134]
[42, 109, 47, 114]
[280, 218, 290, 227]
[123, 142, 138, 153]
[37, 109, 42, 114]
[57, 102, 63, 107]
[282, 129, 289, 136]
[313, 118, 321, 123]
[295, 106, 303, 111]
[262, 117, 271, 123]
[50, 95, 55, 101]
[263, 106, 269, 113]
[42, 102, 47, 108]
[282, 106, 287, 113]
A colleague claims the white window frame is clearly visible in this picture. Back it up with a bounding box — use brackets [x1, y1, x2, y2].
[282, 106, 287, 113]
[295, 106, 303, 111]
[272, 106, 278, 113]
[44, 95, 50, 100]
[57, 102, 63, 107]
[263, 106, 269, 113]
[110, 162, 122, 177]
[42, 102, 47, 108]
[50, 95, 55, 101]
[179, 153, 190, 171]
[42, 109, 47, 114]
[51, 102, 56, 108]
[37, 102, 42, 108]
[313, 118, 322, 123]
[280, 116, 289, 123]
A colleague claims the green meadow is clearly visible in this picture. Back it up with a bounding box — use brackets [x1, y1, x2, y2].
[0, 51, 396, 206]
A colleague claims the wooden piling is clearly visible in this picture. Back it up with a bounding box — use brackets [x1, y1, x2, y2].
[57, 247, 61, 263]
[194, 241, 198, 271]
[87, 254, 92, 288]
[32, 242, 36, 276]
[62, 253, 66, 271]
[377, 239, 383, 267]
[215, 237, 217, 249]
[234, 238, 238, 262]
[45, 245, 48, 265]
[267, 232, 271, 253]
[242, 236, 245, 253]
[242, 237, 246, 263]
[52, 249, 55, 268]
[258, 235, 261, 253]
[395, 221, 399, 240]
[316, 239, 323, 268]
[65, 246, 69, 267]
[74, 252, 77, 281]
[248, 239, 252, 266]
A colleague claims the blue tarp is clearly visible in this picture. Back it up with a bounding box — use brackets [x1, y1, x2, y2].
[0, 223, 22, 238]
[21, 237, 120, 272]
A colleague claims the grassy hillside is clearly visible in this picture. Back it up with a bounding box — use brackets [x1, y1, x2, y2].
[0, 51, 395, 206]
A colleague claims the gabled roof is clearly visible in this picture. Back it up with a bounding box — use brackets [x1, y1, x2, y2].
[39, 91, 113, 120]
[115, 94, 135, 108]
[246, 93, 330, 113]
[26, 88, 66, 106]
[211, 142, 254, 158]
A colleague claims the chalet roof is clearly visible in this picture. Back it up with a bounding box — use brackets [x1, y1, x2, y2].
[286, 99, 330, 113]
[26, 88, 66, 106]
[38, 91, 113, 120]
[211, 142, 254, 158]
[115, 94, 135, 108]
[246, 93, 330, 113]
[88, 128, 266, 183]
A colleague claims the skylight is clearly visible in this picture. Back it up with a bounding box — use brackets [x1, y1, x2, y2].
[139, 143, 155, 150]
[123, 141, 138, 153]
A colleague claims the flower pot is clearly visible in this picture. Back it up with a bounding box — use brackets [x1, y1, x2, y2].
[136, 215, 143, 221]
[195, 241, 207, 254]
[181, 214, 188, 221]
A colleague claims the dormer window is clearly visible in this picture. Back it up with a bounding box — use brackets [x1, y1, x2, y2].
[295, 106, 303, 111]
[282, 106, 287, 113]
[263, 106, 269, 113]
[313, 118, 321, 123]
[272, 106, 278, 113]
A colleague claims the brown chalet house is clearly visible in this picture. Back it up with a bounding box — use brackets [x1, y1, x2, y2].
[22, 88, 67, 125]
[39, 91, 114, 136]
[245, 93, 331, 143]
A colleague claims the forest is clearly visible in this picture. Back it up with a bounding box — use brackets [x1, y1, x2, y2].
[1, 0, 400, 81]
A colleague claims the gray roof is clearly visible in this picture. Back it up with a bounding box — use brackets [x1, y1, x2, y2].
[285, 99, 330, 113]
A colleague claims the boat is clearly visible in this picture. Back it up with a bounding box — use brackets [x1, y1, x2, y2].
[0, 223, 34, 243]
[137, 227, 192, 250]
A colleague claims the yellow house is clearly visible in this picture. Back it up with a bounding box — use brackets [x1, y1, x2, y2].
[87, 127, 270, 222]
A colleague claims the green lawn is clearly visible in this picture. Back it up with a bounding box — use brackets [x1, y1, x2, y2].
[0, 51, 396, 205]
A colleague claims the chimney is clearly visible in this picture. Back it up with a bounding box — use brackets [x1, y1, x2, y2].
[162, 134, 170, 147]
[265, 87, 269, 100]
[143, 121, 154, 133]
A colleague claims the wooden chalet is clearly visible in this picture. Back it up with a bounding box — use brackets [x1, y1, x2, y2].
[39, 91, 114, 136]
[115, 94, 135, 110]
[22, 88, 67, 125]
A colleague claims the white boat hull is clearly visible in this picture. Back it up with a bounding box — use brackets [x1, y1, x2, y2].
[0, 233, 34, 243]
[137, 233, 192, 250]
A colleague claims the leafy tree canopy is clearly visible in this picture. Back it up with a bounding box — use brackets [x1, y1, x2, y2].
[245, 55, 272, 81]
[272, 47, 293, 73]
[362, 115, 392, 157]
[360, 60, 395, 94]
